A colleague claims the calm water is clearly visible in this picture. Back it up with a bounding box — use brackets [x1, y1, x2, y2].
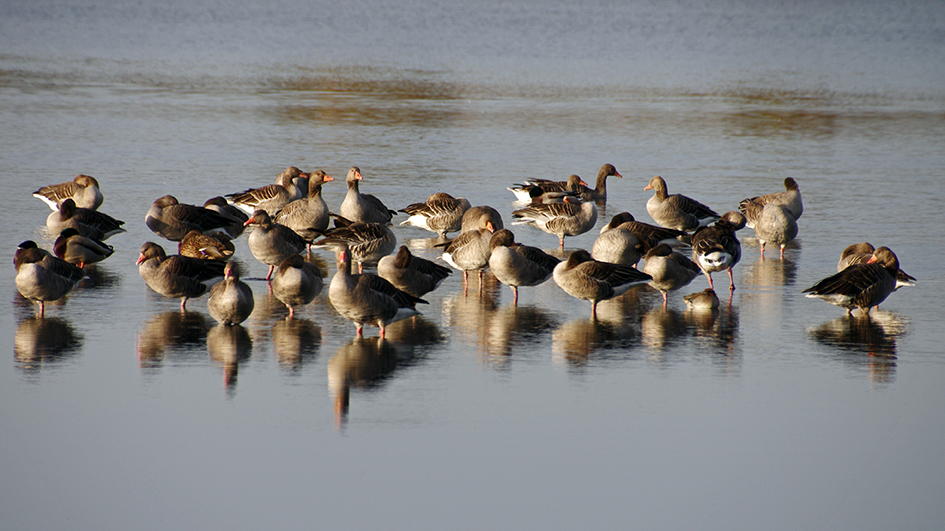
[2, 1, 945, 529]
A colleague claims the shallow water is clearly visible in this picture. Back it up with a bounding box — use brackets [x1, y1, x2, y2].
[2, 1, 945, 530]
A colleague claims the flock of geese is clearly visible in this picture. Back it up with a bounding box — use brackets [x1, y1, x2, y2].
[15, 165, 915, 339]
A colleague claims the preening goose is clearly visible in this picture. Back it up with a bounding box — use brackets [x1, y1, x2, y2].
[33, 174, 103, 211]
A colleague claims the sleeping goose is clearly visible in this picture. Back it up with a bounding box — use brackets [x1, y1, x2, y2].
[15, 241, 86, 317]
[339, 166, 395, 224]
[683, 288, 721, 311]
[642, 243, 702, 306]
[511, 196, 598, 249]
[47, 198, 125, 240]
[837, 242, 916, 291]
[461, 205, 504, 233]
[207, 261, 255, 326]
[552, 249, 652, 318]
[226, 166, 307, 216]
[690, 211, 746, 291]
[487, 229, 560, 305]
[313, 217, 396, 274]
[53, 228, 114, 267]
[644, 176, 719, 231]
[202, 196, 249, 238]
[33, 174, 104, 211]
[378, 246, 452, 298]
[270, 254, 324, 319]
[398, 192, 471, 237]
[803, 246, 903, 316]
[136, 241, 226, 311]
[178, 230, 235, 261]
[146, 195, 237, 242]
[440, 212, 497, 291]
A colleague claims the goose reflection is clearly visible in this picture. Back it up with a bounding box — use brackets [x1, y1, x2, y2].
[207, 324, 253, 396]
[382, 314, 446, 348]
[641, 306, 688, 354]
[809, 311, 906, 383]
[14, 316, 84, 372]
[740, 254, 798, 289]
[271, 318, 321, 372]
[483, 304, 557, 362]
[442, 273, 500, 352]
[405, 235, 450, 250]
[135, 311, 210, 369]
[685, 302, 742, 374]
[551, 316, 640, 367]
[75, 264, 121, 290]
[328, 336, 404, 428]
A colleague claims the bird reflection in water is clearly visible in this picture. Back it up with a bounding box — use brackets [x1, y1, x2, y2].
[551, 289, 644, 367]
[442, 273, 500, 354]
[641, 306, 689, 356]
[135, 311, 210, 370]
[207, 324, 253, 397]
[483, 304, 557, 365]
[809, 311, 906, 384]
[14, 316, 84, 373]
[684, 296, 742, 375]
[327, 336, 401, 429]
[76, 264, 121, 290]
[740, 254, 798, 288]
[271, 318, 321, 373]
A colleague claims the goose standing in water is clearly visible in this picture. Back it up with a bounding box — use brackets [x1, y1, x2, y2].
[313, 218, 396, 274]
[644, 176, 719, 231]
[553, 249, 652, 318]
[738, 199, 798, 260]
[226, 166, 308, 216]
[398, 192, 471, 237]
[642, 243, 702, 306]
[440, 212, 497, 292]
[378, 246, 452, 298]
[146, 195, 237, 241]
[47, 198, 125, 240]
[53, 228, 114, 268]
[33, 174, 104, 211]
[15, 241, 86, 317]
[136, 242, 226, 311]
[274, 170, 334, 249]
[339, 166, 395, 224]
[739, 177, 803, 223]
[691, 211, 746, 291]
[244, 210, 307, 282]
[803, 246, 903, 316]
[207, 261, 255, 326]
[271, 254, 324, 319]
[511, 196, 598, 249]
[487, 229, 560, 305]
[461, 205, 504, 233]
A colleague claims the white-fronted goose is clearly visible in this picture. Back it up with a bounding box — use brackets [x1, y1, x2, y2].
[339, 166, 395, 224]
[440, 212, 497, 290]
[461, 205, 504, 233]
[739, 177, 803, 223]
[273, 170, 334, 247]
[203, 196, 249, 238]
[552, 249, 652, 317]
[739, 200, 798, 259]
[136, 242, 226, 311]
[47, 198, 125, 240]
[508, 174, 588, 202]
[328, 243, 426, 338]
[33, 174, 103, 211]
[313, 218, 396, 273]
[644, 176, 720, 231]
[15, 241, 86, 317]
[378, 245, 452, 298]
[683, 288, 720, 310]
[511, 196, 598, 249]
[53, 228, 114, 267]
[146, 195, 237, 242]
[226, 166, 307, 216]
[642, 243, 702, 305]
[803, 246, 902, 315]
[487, 229, 560, 305]
[271, 254, 324, 318]
[691, 211, 746, 291]
[398, 192, 471, 237]
[243, 210, 306, 281]
[178, 230, 235, 261]
[207, 261, 255, 326]
[837, 242, 916, 291]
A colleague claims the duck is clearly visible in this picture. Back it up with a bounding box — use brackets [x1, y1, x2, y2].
[136, 241, 226, 311]
[739, 177, 803, 223]
[683, 288, 721, 310]
[461, 205, 504, 233]
[15, 241, 86, 317]
[178, 230, 235, 261]
[53, 228, 114, 267]
[511, 196, 598, 249]
[644, 176, 720, 231]
[552, 249, 652, 318]
[328, 243, 426, 338]
[207, 261, 255, 326]
[313, 217, 396, 273]
[487, 229, 560, 305]
[803, 246, 903, 316]
[440, 212, 497, 290]
[690, 211, 746, 291]
[738, 199, 798, 260]
[398, 192, 471, 237]
[837, 242, 916, 291]
[243, 210, 307, 282]
[46, 198, 125, 240]
[642, 243, 702, 306]
[202, 196, 249, 238]
[146, 195, 237, 242]
[273, 170, 334, 247]
[378, 246, 452, 298]
[339, 166, 395, 224]
[33, 174, 104, 211]
[226, 166, 307, 216]
[270, 254, 324, 319]
[508, 174, 588, 202]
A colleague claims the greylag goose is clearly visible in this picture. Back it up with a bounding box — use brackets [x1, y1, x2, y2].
[803, 246, 903, 315]
[522, 164, 623, 202]
[15, 241, 86, 317]
[46, 198, 125, 240]
[398, 192, 471, 237]
[690, 211, 746, 291]
[207, 261, 255, 326]
[642, 243, 702, 305]
[178, 230, 235, 261]
[271, 254, 324, 318]
[644, 176, 720, 231]
[226, 166, 307, 216]
[593, 212, 690, 267]
[738, 199, 798, 259]
[339, 166, 395, 224]
[33, 174, 103, 211]
[487, 229, 560, 305]
[524, 186, 576, 205]
[440, 212, 497, 290]
[509, 174, 588, 202]
[378, 245, 452, 298]
[683, 288, 720, 310]
[511, 196, 598, 249]
[53, 228, 114, 267]
[243, 210, 306, 281]
[598, 212, 688, 249]
[461, 205, 504, 233]
[552, 249, 652, 318]
[136, 242, 226, 310]
[203, 196, 249, 238]
[273, 170, 334, 247]
[313, 217, 396, 273]
[328, 243, 426, 338]
[837, 242, 916, 291]
[739, 177, 803, 223]
[146, 195, 237, 241]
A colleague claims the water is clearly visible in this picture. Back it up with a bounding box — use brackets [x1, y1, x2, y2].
[2, 1, 945, 529]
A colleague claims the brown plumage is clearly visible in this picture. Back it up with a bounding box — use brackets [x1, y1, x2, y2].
[803, 246, 902, 315]
[33, 174, 103, 211]
[511, 196, 598, 248]
[398, 192, 471, 237]
[314, 217, 396, 274]
[339, 166, 395, 224]
[178, 230, 235, 261]
[53, 228, 114, 267]
[271, 254, 324, 318]
[244, 210, 307, 281]
[552, 249, 652, 317]
[642, 243, 702, 305]
[691, 211, 746, 291]
[47, 198, 125, 240]
[273, 170, 334, 245]
[136, 242, 226, 311]
[644, 176, 720, 231]
[207, 261, 255, 326]
[739, 177, 803, 223]
[146, 195, 237, 242]
[15, 241, 86, 317]
[487, 229, 560, 305]
[378, 246, 452, 298]
[226, 166, 308, 216]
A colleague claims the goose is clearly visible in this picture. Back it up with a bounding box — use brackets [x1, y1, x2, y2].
[440, 212, 497, 290]
[313, 218, 396, 273]
[739, 199, 798, 259]
[552, 249, 652, 318]
[207, 261, 255, 326]
[461, 205, 504, 233]
[398, 192, 471, 237]
[511, 196, 598, 249]
[226, 166, 307, 216]
[487, 229, 560, 305]
[592, 224, 644, 267]
[46, 198, 125, 240]
[270, 254, 324, 319]
[339, 166, 395, 224]
[243, 210, 306, 281]
[136, 241, 225, 310]
[378, 246, 452, 298]
[837, 242, 916, 291]
[644, 176, 719, 231]
[15, 241, 86, 317]
[178, 230, 235, 261]
[683, 288, 721, 310]
[146, 195, 237, 241]
[328, 243, 426, 338]
[598, 212, 688, 249]
[33, 174, 104, 211]
[690, 211, 746, 291]
[53, 228, 114, 267]
[273, 170, 334, 247]
[203, 196, 249, 238]
[803, 246, 902, 315]
[524, 164, 623, 202]
[739, 177, 803, 223]
[642, 243, 702, 306]
[524, 186, 577, 205]
[509, 174, 588, 202]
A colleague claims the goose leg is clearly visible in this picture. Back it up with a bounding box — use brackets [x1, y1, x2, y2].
[512, 286, 519, 306]
[727, 268, 736, 291]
